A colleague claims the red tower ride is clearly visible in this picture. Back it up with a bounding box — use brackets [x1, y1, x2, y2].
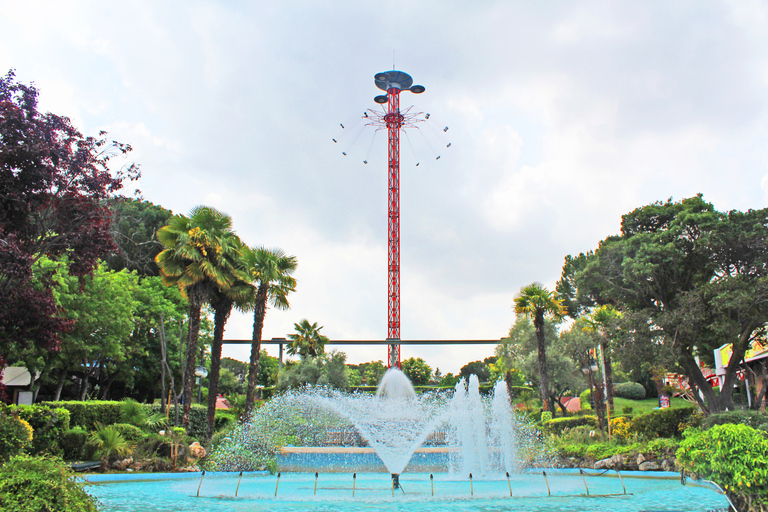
[372, 71, 425, 369]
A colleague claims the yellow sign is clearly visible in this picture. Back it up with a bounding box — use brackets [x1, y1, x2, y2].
[718, 339, 768, 368]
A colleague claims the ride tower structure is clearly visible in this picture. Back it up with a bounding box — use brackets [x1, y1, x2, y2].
[369, 70, 426, 369]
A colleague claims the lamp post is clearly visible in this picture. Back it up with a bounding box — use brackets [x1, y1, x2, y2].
[195, 365, 208, 404]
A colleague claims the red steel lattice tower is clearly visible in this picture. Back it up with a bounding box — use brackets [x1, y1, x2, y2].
[371, 71, 425, 369]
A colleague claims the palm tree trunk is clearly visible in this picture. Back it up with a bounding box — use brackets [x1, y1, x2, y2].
[207, 298, 233, 440]
[182, 300, 202, 430]
[602, 346, 614, 411]
[534, 311, 550, 412]
[245, 286, 268, 416]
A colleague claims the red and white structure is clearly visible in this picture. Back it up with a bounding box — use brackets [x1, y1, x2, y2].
[369, 71, 425, 369]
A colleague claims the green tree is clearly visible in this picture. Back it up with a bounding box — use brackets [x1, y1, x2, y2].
[105, 198, 173, 276]
[582, 305, 622, 411]
[575, 196, 768, 413]
[287, 319, 329, 359]
[513, 283, 567, 412]
[155, 206, 242, 428]
[401, 357, 432, 386]
[240, 246, 297, 416]
[459, 357, 497, 383]
[361, 361, 387, 386]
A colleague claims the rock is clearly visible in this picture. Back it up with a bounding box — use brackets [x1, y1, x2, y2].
[639, 461, 660, 471]
[112, 458, 133, 470]
[611, 454, 624, 468]
[594, 457, 612, 470]
[636, 453, 646, 465]
[189, 442, 206, 459]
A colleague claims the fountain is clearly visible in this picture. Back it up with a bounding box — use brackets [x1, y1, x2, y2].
[206, 369, 546, 477]
[86, 370, 733, 511]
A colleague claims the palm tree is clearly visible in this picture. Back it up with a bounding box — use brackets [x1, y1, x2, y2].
[241, 246, 297, 416]
[287, 319, 329, 359]
[205, 273, 252, 440]
[513, 283, 566, 412]
[155, 206, 242, 429]
[89, 423, 131, 465]
[583, 305, 622, 412]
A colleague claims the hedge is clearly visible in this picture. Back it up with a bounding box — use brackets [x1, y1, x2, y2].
[11, 405, 70, 456]
[544, 415, 598, 435]
[613, 382, 647, 400]
[701, 410, 768, 432]
[43, 401, 122, 429]
[630, 406, 697, 439]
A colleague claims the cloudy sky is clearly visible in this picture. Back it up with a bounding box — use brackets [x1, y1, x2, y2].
[3, 1, 768, 373]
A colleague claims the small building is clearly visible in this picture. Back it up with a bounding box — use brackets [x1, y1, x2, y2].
[1, 367, 38, 405]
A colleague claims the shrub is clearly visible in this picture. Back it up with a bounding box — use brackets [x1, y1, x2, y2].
[613, 382, 646, 400]
[60, 427, 89, 461]
[89, 424, 132, 462]
[0, 409, 34, 462]
[579, 389, 592, 410]
[701, 410, 768, 432]
[630, 407, 697, 439]
[109, 423, 146, 443]
[610, 416, 632, 442]
[544, 415, 598, 435]
[677, 424, 768, 511]
[622, 406, 634, 415]
[44, 401, 122, 429]
[540, 411, 552, 423]
[12, 404, 70, 456]
[0, 455, 99, 512]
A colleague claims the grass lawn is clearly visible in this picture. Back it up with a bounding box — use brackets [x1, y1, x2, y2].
[612, 396, 694, 416]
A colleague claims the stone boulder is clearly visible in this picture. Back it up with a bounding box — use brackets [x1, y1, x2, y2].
[189, 442, 207, 459]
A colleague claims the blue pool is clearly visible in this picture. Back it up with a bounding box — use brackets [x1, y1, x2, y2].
[85, 470, 731, 512]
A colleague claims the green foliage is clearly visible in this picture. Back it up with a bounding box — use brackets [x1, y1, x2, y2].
[544, 415, 598, 435]
[45, 401, 122, 429]
[677, 424, 768, 511]
[540, 411, 552, 423]
[613, 382, 647, 400]
[0, 409, 33, 462]
[12, 405, 70, 456]
[109, 423, 146, 443]
[60, 427, 88, 461]
[580, 389, 592, 410]
[630, 407, 698, 439]
[401, 357, 432, 386]
[0, 455, 99, 512]
[701, 410, 768, 432]
[279, 351, 352, 390]
[287, 319, 328, 358]
[89, 423, 132, 462]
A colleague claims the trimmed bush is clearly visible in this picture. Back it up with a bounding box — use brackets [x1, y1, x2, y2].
[701, 410, 768, 432]
[43, 400, 122, 429]
[0, 455, 99, 512]
[60, 427, 89, 461]
[0, 408, 34, 461]
[110, 423, 146, 443]
[540, 411, 553, 423]
[544, 415, 598, 435]
[11, 404, 70, 456]
[613, 382, 646, 400]
[630, 407, 697, 439]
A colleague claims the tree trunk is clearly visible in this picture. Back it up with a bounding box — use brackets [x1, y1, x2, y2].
[182, 300, 203, 430]
[602, 344, 614, 412]
[534, 311, 549, 412]
[207, 298, 233, 440]
[160, 313, 167, 415]
[53, 369, 67, 401]
[245, 286, 268, 416]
